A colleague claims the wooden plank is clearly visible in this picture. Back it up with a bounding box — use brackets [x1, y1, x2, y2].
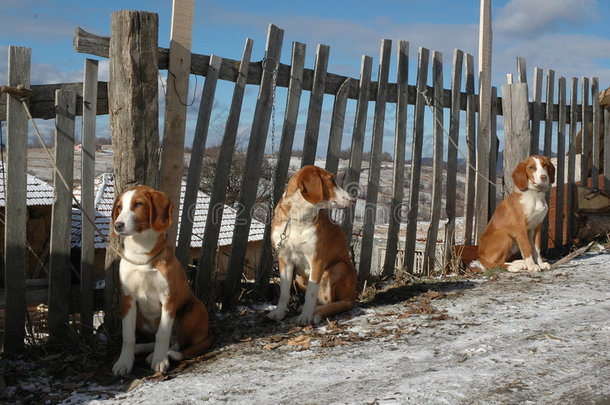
[554, 76, 567, 249]
[475, 0, 492, 242]
[530, 67, 543, 155]
[159, 0, 195, 242]
[404, 47, 429, 273]
[325, 77, 352, 175]
[48, 89, 76, 342]
[489, 86, 499, 210]
[423, 50, 444, 275]
[223, 24, 284, 308]
[463, 54, 476, 246]
[443, 49, 463, 272]
[541, 70, 555, 251]
[3, 46, 30, 353]
[566, 78, 579, 244]
[359, 39, 391, 282]
[517, 56, 527, 83]
[501, 82, 530, 192]
[176, 55, 222, 268]
[580, 77, 590, 183]
[256, 41, 306, 297]
[301, 44, 329, 166]
[196, 39, 253, 304]
[591, 77, 600, 187]
[383, 40, 409, 277]
[341, 55, 373, 245]
[105, 10, 160, 335]
[79, 59, 98, 337]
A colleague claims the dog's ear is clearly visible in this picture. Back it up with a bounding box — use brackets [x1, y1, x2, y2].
[147, 190, 173, 232]
[110, 193, 122, 237]
[299, 167, 324, 205]
[512, 160, 529, 191]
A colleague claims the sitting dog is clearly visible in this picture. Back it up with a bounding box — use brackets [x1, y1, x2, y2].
[111, 185, 213, 376]
[474, 155, 555, 272]
[268, 165, 357, 325]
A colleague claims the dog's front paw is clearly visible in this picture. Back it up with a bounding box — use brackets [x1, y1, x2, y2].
[538, 261, 551, 271]
[267, 307, 287, 321]
[112, 353, 134, 376]
[150, 353, 170, 373]
[526, 263, 541, 272]
[296, 311, 314, 326]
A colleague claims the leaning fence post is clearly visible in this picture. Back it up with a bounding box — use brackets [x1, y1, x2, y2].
[3, 46, 31, 353]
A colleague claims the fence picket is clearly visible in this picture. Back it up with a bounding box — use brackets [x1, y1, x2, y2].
[404, 47, 429, 273]
[580, 77, 590, 183]
[223, 24, 284, 308]
[301, 44, 329, 166]
[566, 78, 579, 243]
[554, 77, 567, 249]
[325, 77, 353, 175]
[359, 39, 391, 281]
[463, 54, 476, 246]
[383, 40, 409, 277]
[489, 86, 498, 210]
[196, 40, 253, 304]
[176, 54, 222, 268]
[79, 59, 98, 336]
[3, 46, 31, 352]
[423, 50, 444, 275]
[48, 89, 76, 342]
[342, 55, 372, 245]
[591, 78, 600, 186]
[530, 68, 543, 155]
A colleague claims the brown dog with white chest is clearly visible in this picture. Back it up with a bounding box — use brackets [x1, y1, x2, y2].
[473, 155, 555, 272]
[111, 185, 213, 376]
[268, 166, 358, 325]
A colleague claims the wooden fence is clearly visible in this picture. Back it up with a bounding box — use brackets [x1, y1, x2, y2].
[1, 9, 607, 353]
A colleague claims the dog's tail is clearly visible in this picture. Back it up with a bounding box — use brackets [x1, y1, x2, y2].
[314, 300, 355, 324]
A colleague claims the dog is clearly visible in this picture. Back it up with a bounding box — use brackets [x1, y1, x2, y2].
[267, 165, 358, 325]
[473, 155, 555, 272]
[111, 185, 213, 376]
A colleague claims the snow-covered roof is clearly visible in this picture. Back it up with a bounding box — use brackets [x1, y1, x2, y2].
[71, 173, 266, 249]
[0, 163, 54, 207]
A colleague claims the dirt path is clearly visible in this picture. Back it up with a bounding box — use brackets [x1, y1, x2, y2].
[78, 251, 610, 405]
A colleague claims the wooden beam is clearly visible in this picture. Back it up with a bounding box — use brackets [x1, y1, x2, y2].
[159, 0, 195, 242]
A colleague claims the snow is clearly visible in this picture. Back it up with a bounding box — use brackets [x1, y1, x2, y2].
[51, 250, 610, 405]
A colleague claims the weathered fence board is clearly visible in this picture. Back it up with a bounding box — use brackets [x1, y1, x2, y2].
[176, 54, 222, 268]
[566, 78, 579, 243]
[48, 89, 76, 342]
[443, 49, 463, 271]
[256, 40, 306, 297]
[591, 78, 600, 186]
[463, 54, 476, 246]
[382, 40, 409, 277]
[541, 70, 555, 251]
[325, 77, 352, 175]
[489, 86, 498, 209]
[359, 39, 391, 281]
[580, 77, 591, 183]
[423, 50, 444, 275]
[301, 44, 329, 166]
[79, 58, 98, 337]
[341, 55, 372, 245]
[404, 47, 429, 273]
[223, 24, 284, 308]
[554, 76, 567, 249]
[604, 105, 610, 191]
[197, 39, 253, 303]
[530, 67, 543, 155]
[502, 82, 530, 192]
[3, 46, 30, 352]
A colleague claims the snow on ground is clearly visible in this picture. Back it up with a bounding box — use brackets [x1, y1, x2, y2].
[54, 250, 610, 405]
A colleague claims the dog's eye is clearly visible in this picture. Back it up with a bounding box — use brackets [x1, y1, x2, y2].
[134, 202, 143, 207]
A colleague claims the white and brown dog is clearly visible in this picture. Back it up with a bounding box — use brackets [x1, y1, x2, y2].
[111, 185, 213, 376]
[268, 165, 357, 325]
[474, 155, 555, 272]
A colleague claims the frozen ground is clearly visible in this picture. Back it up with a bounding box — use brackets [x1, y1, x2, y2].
[2, 250, 610, 404]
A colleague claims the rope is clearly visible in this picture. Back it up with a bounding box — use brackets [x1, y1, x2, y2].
[1, 86, 154, 266]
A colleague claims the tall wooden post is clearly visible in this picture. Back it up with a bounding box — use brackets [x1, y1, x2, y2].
[159, 0, 195, 242]
[105, 10, 159, 336]
[475, 0, 493, 242]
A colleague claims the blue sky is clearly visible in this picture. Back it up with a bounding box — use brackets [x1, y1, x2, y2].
[2, 0, 610, 155]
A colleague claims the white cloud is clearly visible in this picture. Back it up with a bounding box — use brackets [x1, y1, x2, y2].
[496, 0, 598, 38]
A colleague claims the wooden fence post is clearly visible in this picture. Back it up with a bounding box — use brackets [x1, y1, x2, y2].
[463, 54, 476, 246]
[80, 58, 98, 337]
[105, 10, 159, 336]
[48, 89, 76, 343]
[501, 82, 530, 191]
[3, 46, 30, 352]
